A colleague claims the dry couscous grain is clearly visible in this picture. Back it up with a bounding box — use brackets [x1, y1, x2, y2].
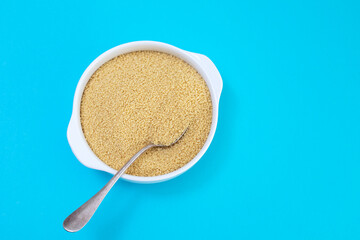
[80, 51, 212, 176]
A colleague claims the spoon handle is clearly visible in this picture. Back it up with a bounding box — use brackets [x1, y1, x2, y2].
[63, 144, 154, 232]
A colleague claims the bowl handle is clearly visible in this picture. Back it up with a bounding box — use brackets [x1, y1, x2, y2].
[190, 52, 223, 103]
[67, 116, 98, 170]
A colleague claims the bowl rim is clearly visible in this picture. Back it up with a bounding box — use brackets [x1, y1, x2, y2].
[68, 41, 222, 183]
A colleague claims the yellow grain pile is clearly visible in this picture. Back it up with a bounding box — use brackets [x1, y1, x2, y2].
[80, 51, 212, 176]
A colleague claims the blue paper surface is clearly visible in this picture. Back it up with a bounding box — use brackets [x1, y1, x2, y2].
[0, 0, 359, 239]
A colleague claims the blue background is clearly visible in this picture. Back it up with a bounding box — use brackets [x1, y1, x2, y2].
[1, 0, 359, 239]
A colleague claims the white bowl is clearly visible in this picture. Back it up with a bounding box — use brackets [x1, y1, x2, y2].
[67, 41, 223, 183]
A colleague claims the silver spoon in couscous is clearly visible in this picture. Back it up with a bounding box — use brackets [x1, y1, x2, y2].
[63, 128, 188, 232]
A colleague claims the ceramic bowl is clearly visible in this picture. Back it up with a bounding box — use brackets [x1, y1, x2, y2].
[67, 41, 223, 183]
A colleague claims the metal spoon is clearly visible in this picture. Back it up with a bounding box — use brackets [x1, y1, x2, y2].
[63, 128, 188, 232]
